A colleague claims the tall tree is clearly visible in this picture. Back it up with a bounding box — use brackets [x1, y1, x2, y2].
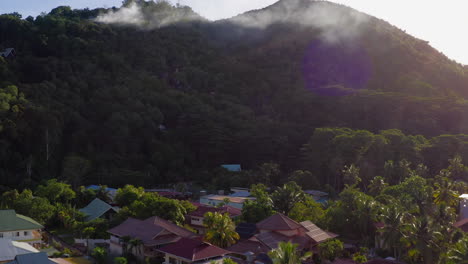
[203, 212, 239, 248]
[271, 181, 306, 215]
[268, 242, 312, 264]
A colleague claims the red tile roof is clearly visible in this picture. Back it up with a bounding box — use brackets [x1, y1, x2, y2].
[256, 213, 302, 231]
[144, 216, 195, 238]
[227, 240, 270, 255]
[158, 238, 231, 261]
[454, 218, 468, 232]
[108, 216, 195, 246]
[188, 205, 242, 218]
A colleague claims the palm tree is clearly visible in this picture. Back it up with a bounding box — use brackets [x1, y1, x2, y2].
[128, 238, 144, 257]
[271, 182, 306, 215]
[447, 237, 468, 264]
[378, 205, 407, 260]
[203, 212, 240, 248]
[268, 242, 312, 264]
[433, 177, 459, 207]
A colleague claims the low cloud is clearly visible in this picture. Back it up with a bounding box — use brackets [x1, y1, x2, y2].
[95, 1, 202, 29]
[229, 0, 371, 43]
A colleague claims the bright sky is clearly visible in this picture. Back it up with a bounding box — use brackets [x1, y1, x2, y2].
[1, 0, 467, 65]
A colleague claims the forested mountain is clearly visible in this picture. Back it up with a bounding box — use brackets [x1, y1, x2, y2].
[1, 0, 468, 190]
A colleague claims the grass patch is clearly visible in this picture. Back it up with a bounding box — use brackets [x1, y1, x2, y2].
[66, 257, 92, 264]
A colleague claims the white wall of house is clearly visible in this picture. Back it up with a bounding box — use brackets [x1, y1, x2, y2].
[190, 216, 204, 227]
[0, 229, 38, 242]
[163, 253, 226, 264]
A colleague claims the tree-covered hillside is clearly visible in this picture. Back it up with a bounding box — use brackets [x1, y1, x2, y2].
[1, 0, 468, 189]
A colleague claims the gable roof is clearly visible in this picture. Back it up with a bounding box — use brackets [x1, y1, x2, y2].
[227, 239, 270, 255]
[256, 213, 302, 231]
[301, 220, 338, 243]
[143, 216, 195, 238]
[158, 238, 231, 261]
[108, 216, 194, 246]
[0, 239, 39, 262]
[79, 198, 119, 222]
[0, 210, 43, 232]
[6, 252, 54, 264]
[255, 231, 290, 249]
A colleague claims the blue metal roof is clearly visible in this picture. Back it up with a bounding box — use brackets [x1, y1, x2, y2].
[86, 185, 117, 191]
[221, 164, 242, 172]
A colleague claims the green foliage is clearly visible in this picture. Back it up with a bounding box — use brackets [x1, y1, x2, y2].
[223, 258, 237, 264]
[92, 247, 107, 264]
[288, 196, 324, 223]
[271, 181, 306, 215]
[203, 212, 240, 248]
[241, 184, 275, 223]
[114, 257, 128, 264]
[268, 242, 312, 264]
[115, 185, 145, 207]
[318, 239, 344, 262]
[118, 192, 187, 224]
[35, 179, 76, 204]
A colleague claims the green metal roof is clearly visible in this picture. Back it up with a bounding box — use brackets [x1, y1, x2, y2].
[0, 210, 43, 232]
[79, 198, 118, 222]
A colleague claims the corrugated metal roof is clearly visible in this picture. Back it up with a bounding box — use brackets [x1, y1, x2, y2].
[0, 239, 39, 262]
[301, 220, 337, 243]
[0, 210, 43, 232]
[79, 198, 118, 222]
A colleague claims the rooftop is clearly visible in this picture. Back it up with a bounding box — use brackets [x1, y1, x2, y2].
[0, 210, 43, 232]
[6, 252, 55, 264]
[256, 213, 302, 231]
[158, 237, 231, 261]
[188, 205, 242, 218]
[79, 198, 119, 222]
[202, 195, 254, 204]
[221, 164, 242, 172]
[0, 239, 39, 262]
[108, 216, 195, 246]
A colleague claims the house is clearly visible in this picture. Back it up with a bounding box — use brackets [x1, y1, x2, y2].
[0, 210, 43, 247]
[200, 195, 254, 209]
[221, 165, 242, 172]
[454, 218, 468, 232]
[108, 216, 196, 259]
[0, 238, 39, 262]
[5, 252, 55, 264]
[158, 237, 232, 264]
[304, 190, 329, 204]
[459, 194, 468, 220]
[86, 185, 118, 202]
[79, 198, 119, 222]
[228, 213, 337, 257]
[186, 205, 241, 234]
[0, 48, 15, 59]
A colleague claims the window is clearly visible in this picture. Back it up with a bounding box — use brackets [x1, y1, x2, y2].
[24, 231, 28, 236]
[0, 233, 3, 238]
[16, 232, 20, 237]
